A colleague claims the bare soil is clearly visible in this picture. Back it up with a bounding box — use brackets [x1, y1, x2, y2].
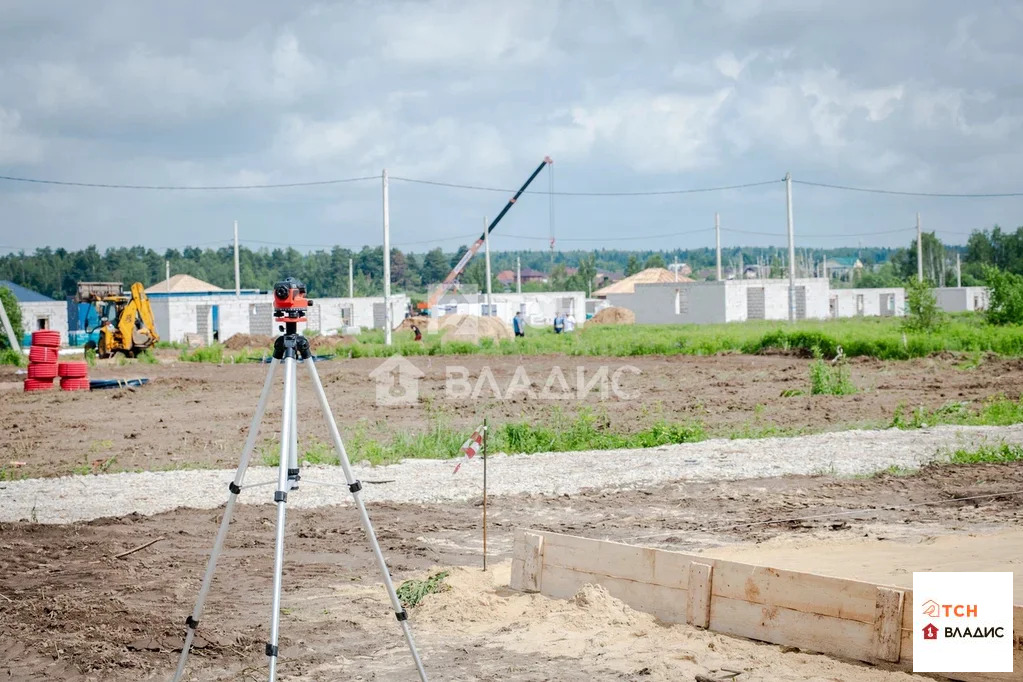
[1, 353, 1022, 479]
[1, 461, 1020, 680]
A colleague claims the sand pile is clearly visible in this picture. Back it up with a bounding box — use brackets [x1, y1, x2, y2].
[588, 306, 635, 325]
[223, 333, 275, 350]
[397, 316, 429, 332]
[430, 314, 513, 342]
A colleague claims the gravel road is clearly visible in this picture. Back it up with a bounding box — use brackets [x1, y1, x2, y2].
[3, 424, 1021, 524]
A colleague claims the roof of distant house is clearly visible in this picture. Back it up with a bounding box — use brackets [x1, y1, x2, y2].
[0, 280, 55, 302]
[145, 274, 223, 293]
[828, 257, 863, 268]
[495, 269, 515, 282]
[593, 268, 693, 296]
[519, 267, 546, 278]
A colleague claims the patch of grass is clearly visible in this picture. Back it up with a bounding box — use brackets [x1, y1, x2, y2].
[397, 571, 450, 609]
[155, 340, 186, 349]
[780, 388, 805, 397]
[945, 442, 1023, 465]
[875, 464, 918, 476]
[138, 350, 159, 364]
[809, 346, 857, 396]
[0, 348, 24, 366]
[84, 348, 97, 367]
[179, 344, 224, 363]
[890, 396, 1023, 429]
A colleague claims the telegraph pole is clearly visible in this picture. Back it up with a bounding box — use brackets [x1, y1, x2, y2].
[382, 169, 392, 346]
[785, 172, 796, 322]
[715, 212, 722, 281]
[916, 212, 923, 283]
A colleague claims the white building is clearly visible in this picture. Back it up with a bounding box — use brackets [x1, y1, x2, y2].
[606, 279, 830, 324]
[436, 291, 586, 327]
[308, 295, 410, 335]
[146, 275, 410, 344]
[829, 288, 904, 318]
[935, 286, 989, 313]
[0, 280, 69, 344]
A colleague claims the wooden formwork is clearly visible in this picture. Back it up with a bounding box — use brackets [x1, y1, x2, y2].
[511, 529, 1022, 681]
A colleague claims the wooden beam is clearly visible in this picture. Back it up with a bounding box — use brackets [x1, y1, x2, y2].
[510, 531, 544, 593]
[686, 562, 712, 629]
[872, 587, 904, 663]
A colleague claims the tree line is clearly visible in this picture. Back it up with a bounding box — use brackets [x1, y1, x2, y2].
[1, 225, 1020, 301]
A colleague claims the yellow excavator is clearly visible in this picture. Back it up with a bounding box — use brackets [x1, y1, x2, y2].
[79, 282, 160, 358]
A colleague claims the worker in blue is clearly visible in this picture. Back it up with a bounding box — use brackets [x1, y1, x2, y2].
[513, 311, 525, 338]
[553, 312, 565, 334]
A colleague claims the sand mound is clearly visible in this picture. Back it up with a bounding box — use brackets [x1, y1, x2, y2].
[397, 316, 429, 332]
[588, 306, 635, 325]
[430, 314, 512, 342]
[570, 584, 637, 626]
[223, 333, 275, 350]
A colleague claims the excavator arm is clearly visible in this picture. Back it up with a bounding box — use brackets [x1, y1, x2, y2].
[117, 282, 159, 353]
[426, 156, 552, 311]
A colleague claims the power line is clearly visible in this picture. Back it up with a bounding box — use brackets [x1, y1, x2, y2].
[0, 174, 379, 190]
[390, 176, 782, 196]
[794, 179, 1023, 198]
[501, 228, 714, 242]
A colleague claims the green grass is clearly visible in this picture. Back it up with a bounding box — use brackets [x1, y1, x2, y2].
[138, 350, 159, 364]
[397, 571, 450, 609]
[890, 395, 1023, 429]
[808, 346, 857, 396]
[168, 314, 1023, 362]
[945, 442, 1023, 465]
[0, 348, 24, 366]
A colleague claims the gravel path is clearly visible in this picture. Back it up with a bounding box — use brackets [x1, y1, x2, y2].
[3, 424, 1022, 524]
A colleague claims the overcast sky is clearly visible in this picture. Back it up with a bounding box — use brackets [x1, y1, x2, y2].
[1, 0, 1022, 255]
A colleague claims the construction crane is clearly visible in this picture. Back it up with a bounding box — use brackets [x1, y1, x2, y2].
[425, 156, 553, 313]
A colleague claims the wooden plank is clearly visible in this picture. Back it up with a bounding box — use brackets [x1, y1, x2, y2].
[713, 559, 880, 623]
[686, 562, 712, 628]
[540, 563, 687, 623]
[510, 532, 544, 592]
[872, 587, 904, 663]
[901, 589, 914, 630]
[710, 595, 875, 662]
[539, 533, 693, 589]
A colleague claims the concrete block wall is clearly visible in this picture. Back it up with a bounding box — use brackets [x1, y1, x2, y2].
[316, 295, 410, 331]
[20, 301, 69, 344]
[830, 288, 905, 318]
[935, 287, 989, 312]
[437, 292, 586, 327]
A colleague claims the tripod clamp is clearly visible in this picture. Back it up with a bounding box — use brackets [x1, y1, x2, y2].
[273, 329, 311, 361]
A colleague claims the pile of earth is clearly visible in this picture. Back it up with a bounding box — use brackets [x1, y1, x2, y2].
[588, 307, 636, 325]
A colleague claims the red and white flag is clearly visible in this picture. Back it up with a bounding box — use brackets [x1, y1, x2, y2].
[453, 425, 486, 474]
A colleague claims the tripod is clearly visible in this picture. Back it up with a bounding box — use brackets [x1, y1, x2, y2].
[172, 328, 428, 682]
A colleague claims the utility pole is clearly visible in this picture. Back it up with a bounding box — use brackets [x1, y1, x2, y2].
[916, 212, 923, 283]
[715, 212, 722, 281]
[166, 261, 170, 292]
[957, 252, 962, 288]
[233, 220, 240, 296]
[382, 169, 392, 346]
[483, 216, 492, 315]
[516, 256, 521, 294]
[348, 258, 354, 298]
[785, 172, 796, 322]
[674, 255, 678, 282]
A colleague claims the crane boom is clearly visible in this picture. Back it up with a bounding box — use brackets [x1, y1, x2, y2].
[426, 156, 552, 311]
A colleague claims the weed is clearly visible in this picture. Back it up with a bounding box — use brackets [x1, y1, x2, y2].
[179, 344, 224, 363]
[84, 348, 97, 367]
[890, 396, 1023, 429]
[808, 346, 857, 396]
[780, 388, 805, 397]
[117, 355, 129, 366]
[0, 348, 24, 366]
[397, 571, 450, 609]
[945, 442, 1023, 465]
[875, 464, 918, 477]
[138, 350, 159, 364]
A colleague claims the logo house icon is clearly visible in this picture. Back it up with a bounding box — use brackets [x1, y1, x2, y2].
[368, 355, 424, 406]
[922, 623, 939, 641]
[922, 599, 941, 618]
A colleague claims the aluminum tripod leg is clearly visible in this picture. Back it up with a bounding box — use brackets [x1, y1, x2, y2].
[305, 359, 429, 682]
[172, 358, 279, 682]
[266, 356, 297, 681]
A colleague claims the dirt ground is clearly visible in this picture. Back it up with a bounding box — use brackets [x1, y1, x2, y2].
[2, 352, 1022, 478]
[1, 461, 1020, 680]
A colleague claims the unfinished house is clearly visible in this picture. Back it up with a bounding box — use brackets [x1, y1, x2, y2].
[436, 292, 586, 327]
[0, 280, 69, 345]
[935, 286, 989, 313]
[606, 279, 830, 324]
[829, 288, 905, 318]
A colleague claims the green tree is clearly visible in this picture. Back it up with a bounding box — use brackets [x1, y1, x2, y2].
[902, 278, 942, 332]
[625, 255, 641, 276]
[983, 266, 1023, 325]
[0, 286, 24, 349]
[644, 253, 666, 269]
[422, 248, 449, 285]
